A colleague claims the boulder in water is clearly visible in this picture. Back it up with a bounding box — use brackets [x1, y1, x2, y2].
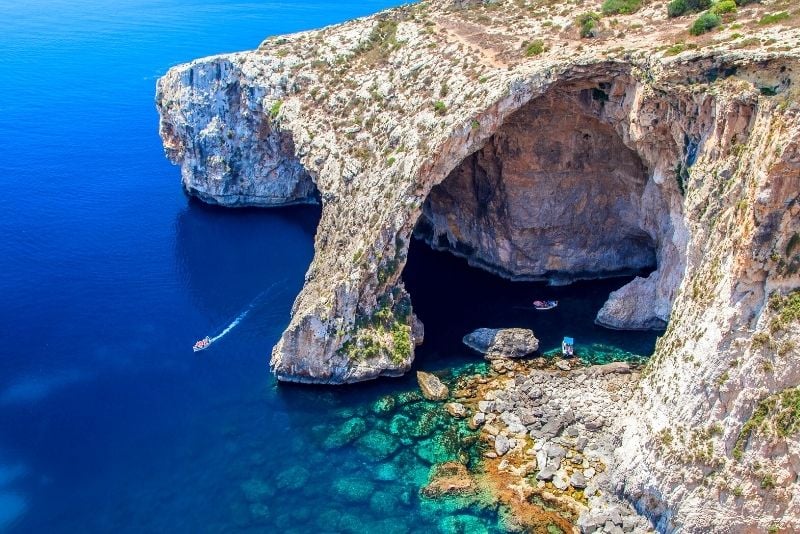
[417, 371, 449, 401]
[463, 328, 539, 360]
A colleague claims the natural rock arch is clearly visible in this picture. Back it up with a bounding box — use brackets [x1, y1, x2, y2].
[410, 74, 682, 332]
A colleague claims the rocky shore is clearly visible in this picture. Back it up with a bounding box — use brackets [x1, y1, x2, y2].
[157, 0, 800, 528]
[418, 354, 655, 533]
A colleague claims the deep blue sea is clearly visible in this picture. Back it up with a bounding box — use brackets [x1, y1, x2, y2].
[0, 1, 658, 532]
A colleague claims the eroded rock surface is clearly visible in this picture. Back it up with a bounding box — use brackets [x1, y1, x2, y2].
[157, 0, 800, 529]
[417, 371, 449, 401]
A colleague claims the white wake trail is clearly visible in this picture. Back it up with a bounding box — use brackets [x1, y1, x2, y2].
[201, 281, 287, 347]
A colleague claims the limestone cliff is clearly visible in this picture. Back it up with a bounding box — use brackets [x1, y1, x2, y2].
[157, 0, 800, 530]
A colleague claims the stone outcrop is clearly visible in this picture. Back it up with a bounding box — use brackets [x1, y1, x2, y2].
[156, 57, 317, 207]
[417, 371, 449, 401]
[463, 327, 539, 359]
[157, 0, 800, 529]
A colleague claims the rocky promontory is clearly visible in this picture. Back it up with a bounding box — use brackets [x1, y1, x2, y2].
[157, 0, 800, 530]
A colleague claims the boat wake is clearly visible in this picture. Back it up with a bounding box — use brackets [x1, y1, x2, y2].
[194, 282, 288, 351]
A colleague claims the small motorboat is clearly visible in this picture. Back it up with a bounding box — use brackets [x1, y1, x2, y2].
[193, 336, 211, 352]
[562, 336, 575, 358]
[533, 300, 558, 310]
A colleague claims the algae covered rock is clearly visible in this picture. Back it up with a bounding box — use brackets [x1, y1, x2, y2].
[240, 478, 274, 502]
[333, 476, 375, 503]
[323, 417, 367, 450]
[275, 466, 310, 490]
[438, 514, 490, 534]
[356, 429, 400, 460]
[463, 328, 539, 359]
[421, 462, 476, 498]
[371, 395, 396, 415]
[417, 371, 449, 401]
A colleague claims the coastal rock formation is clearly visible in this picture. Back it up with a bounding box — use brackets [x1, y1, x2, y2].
[156, 57, 317, 207]
[417, 371, 449, 401]
[463, 327, 539, 359]
[157, 0, 800, 529]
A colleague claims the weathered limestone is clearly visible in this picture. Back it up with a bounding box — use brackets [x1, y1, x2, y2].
[157, 0, 800, 529]
[417, 371, 449, 401]
[462, 328, 539, 359]
[416, 90, 657, 283]
[156, 57, 317, 207]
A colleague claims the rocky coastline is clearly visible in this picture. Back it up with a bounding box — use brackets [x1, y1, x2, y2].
[419, 350, 654, 533]
[157, 0, 800, 529]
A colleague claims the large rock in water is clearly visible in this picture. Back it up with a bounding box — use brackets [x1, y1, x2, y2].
[463, 328, 539, 359]
[416, 371, 449, 401]
[594, 274, 668, 331]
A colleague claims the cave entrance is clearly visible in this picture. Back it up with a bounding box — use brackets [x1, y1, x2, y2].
[415, 88, 658, 283]
[402, 240, 658, 368]
[404, 83, 664, 366]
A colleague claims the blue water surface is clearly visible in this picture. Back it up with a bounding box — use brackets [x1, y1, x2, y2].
[0, 1, 658, 532]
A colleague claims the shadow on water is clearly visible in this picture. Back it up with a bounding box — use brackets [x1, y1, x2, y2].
[402, 239, 661, 369]
[174, 199, 320, 319]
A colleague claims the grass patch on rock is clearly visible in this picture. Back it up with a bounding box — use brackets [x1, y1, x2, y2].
[759, 11, 790, 25]
[733, 385, 800, 460]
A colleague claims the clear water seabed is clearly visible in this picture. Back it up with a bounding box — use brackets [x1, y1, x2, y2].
[0, 1, 658, 532]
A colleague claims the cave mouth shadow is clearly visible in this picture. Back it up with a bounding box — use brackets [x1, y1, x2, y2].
[402, 240, 659, 369]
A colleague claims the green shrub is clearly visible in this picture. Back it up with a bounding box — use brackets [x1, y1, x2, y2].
[269, 100, 283, 119]
[602, 0, 641, 15]
[668, 0, 688, 17]
[734, 0, 759, 5]
[577, 12, 601, 38]
[690, 12, 722, 35]
[524, 39, 545, 56]
[668, 0, 712, 17]
[759, 11, 790, 25]
[711, 0, 737, 14]
[433, 100, 447, 115]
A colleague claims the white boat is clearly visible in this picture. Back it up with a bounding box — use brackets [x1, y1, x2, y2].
[562, 336, 574, 357]
[193, 336, 211, 352]
[533, 300, 558, 310]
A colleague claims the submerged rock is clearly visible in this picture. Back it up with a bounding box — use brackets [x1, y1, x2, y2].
[417, 371, 449, 401]
[240, 478, 274, 502]
[323, 417, 367, 450]
[356, 430, 400, 460]
[275, 466, 310, 491]
[333, 477, 375, 503]
[463, 328, 539, 360]
[371, 395, 396, 415]
[438, 515, 490, 534]
[421, 462, 476, 498]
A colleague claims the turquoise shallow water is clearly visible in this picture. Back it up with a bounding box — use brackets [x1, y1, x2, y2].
[0, 1, 659, 532]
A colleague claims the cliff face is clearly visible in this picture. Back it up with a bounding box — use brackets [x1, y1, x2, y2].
[156, 0, 800, 529]
[156, 57, 317, 207]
